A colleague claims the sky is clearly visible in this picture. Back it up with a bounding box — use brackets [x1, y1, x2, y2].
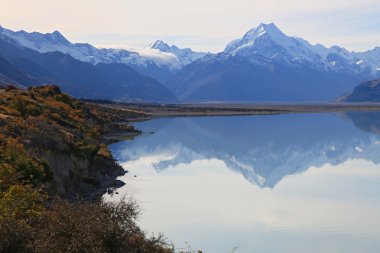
[1, 0, 380, 52]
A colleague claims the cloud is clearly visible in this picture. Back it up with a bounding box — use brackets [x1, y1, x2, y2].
[134, 48, 181, 69]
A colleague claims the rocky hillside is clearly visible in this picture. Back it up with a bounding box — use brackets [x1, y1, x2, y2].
[344, 78, 380, 102]
[0, 85, 144, 200]
[0, 85, 176, 253]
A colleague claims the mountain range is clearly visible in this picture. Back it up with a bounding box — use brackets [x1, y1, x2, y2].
[0, 35, 176, 101]
[166, 23, 380, 101]
[0, 25, 207, 83]
[0, 23, 379, 102]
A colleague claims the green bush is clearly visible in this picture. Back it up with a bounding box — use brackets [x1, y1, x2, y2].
[3, 140, 48, 185]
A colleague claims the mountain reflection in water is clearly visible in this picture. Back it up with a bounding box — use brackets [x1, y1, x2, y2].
[110, 112, 380, 188]
[107, 112, 380, 253]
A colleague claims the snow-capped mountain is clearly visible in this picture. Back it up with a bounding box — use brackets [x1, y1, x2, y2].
[225, 23, 320, 63]
[0, 25, 207, 82]
[165, 22, 380, 101]
[148, 40, 208, 67]
[355, 47, 380, 73]
[2, 22, 380, 102]
[0, 32, 176, 101]
[224, 22, 377, 75]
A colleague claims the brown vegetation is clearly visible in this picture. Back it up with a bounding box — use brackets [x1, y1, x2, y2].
[0, 194, 173, 253]
[0, 86, 173, 253]
[0, 85, 144, 199]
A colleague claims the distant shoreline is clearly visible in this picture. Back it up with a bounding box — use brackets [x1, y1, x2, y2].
[91, 101, 380, 118]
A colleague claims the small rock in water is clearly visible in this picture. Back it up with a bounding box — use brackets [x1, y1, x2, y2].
[134, 175, 137, 177]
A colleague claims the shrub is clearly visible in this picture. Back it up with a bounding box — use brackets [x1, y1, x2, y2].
[0, 184, 45, 221]
[9, 98, 27, 116]
[54, 93, 72, 105]
[3, 139, 48, 185]
[0, 196, 174, 253]
[0, 218, 33, 253]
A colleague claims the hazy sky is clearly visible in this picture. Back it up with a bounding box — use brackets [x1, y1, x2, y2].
[1, 0, 380, 52]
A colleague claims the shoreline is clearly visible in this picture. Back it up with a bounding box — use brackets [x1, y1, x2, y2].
[98, 101, 380, 200]
[94, 101, 380, 118]
[101, 101, 380, 197]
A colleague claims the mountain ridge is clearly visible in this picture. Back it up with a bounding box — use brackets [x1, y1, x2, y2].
[0, 34, 176, 101]
[164, 22, 379, 102]
[344, 78, 380, 102]
[0, 25, 207, 83]
[1, 23, 380, 102]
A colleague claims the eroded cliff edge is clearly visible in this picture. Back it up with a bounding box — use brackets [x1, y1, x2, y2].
[0, 85, 145, 200]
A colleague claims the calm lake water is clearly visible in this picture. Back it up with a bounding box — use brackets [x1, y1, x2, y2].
[106, 112, 380, 253]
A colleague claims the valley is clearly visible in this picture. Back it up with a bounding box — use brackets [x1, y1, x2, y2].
[1, 13, 380, 252]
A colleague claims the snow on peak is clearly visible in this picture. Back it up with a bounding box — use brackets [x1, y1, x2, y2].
[244, 22, 284, 41]
[222, 22, 380, 75]
[224, 22, 292, 54]
[0, 26, 72, 52]
[224, 22, 320, 64]
[50, 30, 68, 41]
[147, 40, 208, 66]
[130, 47, 182, 70]
[148, 40, 173, 51]
[0, 25, 208, 73]
[354, 47, 380, 74]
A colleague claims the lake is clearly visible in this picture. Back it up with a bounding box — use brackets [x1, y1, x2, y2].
[106, 112, 380, 253]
